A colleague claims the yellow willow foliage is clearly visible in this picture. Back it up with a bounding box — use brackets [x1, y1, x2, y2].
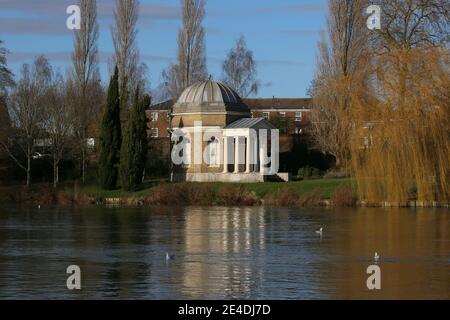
[350, 47, 449, 203]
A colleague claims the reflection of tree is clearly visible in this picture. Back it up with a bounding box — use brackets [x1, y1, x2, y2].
[70, 207, 155, 298]
[331, 208, 449, 299]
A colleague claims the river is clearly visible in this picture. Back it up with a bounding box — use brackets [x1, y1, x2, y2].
[0, 206, 448, 299]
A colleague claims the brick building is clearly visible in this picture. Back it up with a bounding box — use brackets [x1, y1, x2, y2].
[146, 97, 312, 139]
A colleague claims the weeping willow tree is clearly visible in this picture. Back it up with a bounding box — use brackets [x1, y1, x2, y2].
[349, 0, 450, 203]
[351, 47, 449, 203]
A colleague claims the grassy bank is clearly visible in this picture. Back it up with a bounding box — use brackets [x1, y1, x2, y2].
[0, 178, 355, 208]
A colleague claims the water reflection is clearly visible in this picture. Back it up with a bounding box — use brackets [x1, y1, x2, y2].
[181, 207, 266, 299]
[0, 206, 448, 299]
[328, 208, 450, 299]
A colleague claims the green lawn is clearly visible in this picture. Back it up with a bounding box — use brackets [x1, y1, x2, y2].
[244, 178, 353, 198]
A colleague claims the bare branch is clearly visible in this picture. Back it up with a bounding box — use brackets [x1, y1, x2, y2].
[221, 35, 259, 98]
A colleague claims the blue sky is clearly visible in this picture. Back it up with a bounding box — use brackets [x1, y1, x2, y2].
[0, 0, 328, 98]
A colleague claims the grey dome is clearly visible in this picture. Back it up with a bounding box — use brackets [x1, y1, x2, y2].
[173, 80, 250, 114]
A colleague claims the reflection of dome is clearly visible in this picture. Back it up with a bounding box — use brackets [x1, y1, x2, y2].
[173, 80, 250, 114]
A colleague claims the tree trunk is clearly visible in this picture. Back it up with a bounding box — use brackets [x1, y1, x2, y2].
[82, 147, 86, 184]
[26, 143, 31, 187]
[53, 158, 58, 189]
[335, 157, 342, 169]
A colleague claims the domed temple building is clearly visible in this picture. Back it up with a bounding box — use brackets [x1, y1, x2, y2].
[146, 80, 314, 183]
[172, 80, 280, 182]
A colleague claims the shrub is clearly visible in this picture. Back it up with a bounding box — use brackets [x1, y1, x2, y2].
[263, 188, 323, 207]
[311, 168, 323, 178]
[323, 168, 351, 179]
[298, 166, 323, 180]
[331, 186, 358, 207]
[217, 185, 259, 206]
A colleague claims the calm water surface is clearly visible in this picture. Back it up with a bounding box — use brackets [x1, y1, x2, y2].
[0, 206, 448, 299]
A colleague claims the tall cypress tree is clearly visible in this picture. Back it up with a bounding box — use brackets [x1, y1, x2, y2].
[120, 87, 150, 191]
[98, 67, 122, 190]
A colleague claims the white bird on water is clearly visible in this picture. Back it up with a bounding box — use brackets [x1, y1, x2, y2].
[374, 252, 380, 263]
[166, 252, 174, 261]
[315, 227, 323, 236]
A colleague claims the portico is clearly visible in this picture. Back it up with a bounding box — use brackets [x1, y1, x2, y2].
[222, 118, 277, 176]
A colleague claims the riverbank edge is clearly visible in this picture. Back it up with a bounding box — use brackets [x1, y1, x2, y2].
[1, 180, 448, 209]
[98, 197, 449, 208]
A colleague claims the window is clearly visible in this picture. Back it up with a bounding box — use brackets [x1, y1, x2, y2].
[151, 112, 158, 122]
[183, 138, 191, 167]
[263, 112, 270, 120]
[295, 112, 303, 122]
[279, 112, 286, 118]
[86, 138, 95, 147]
[151, 128, 158, 138]
[208, 139, 220, 167]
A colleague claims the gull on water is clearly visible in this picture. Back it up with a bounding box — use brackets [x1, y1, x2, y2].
[166, 252, 175, 261]
[374, 252, 380, 263]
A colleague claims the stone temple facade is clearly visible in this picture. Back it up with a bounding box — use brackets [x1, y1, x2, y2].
[170, 80, 282, 183]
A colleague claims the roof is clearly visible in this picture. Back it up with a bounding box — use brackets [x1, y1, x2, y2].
[173, 80, 250, 114]
[226, 118, 276, 130]
[244, 98, 312, 110]
[148, 100, 174, 111]
[177, 80, 242, 105]
[150, 97, 312, 112]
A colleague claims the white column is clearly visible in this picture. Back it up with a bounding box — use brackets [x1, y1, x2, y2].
[223, 136, 229, 173]
[234, 136, 239, 173]
[259, 136, 265, 175]
[254, 133, 259, 172]
[270, 133, 279, 175]
[245, 135, 251, 173]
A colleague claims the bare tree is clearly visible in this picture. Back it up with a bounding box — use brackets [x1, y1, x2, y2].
[112, 0, 140, 115]
[0, 56, 52, 186]
[0, 40, 14, 95]
[0, 39, 13, 148]
[0, 96, 11, 182]
[131, 61, 150, 95]
[71, 0, 101, 183]
[152, 78, 171, 104]
[43, 74, 74, 188]
[0, 95, 10, 150]
[222, 35, 259, 97]
[370, 0, 450, 108]
[309, 0, 369, 168]
[72, 0, 99, 94]
[164, 0, 207, 98]
[372, 0, 449, 51]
